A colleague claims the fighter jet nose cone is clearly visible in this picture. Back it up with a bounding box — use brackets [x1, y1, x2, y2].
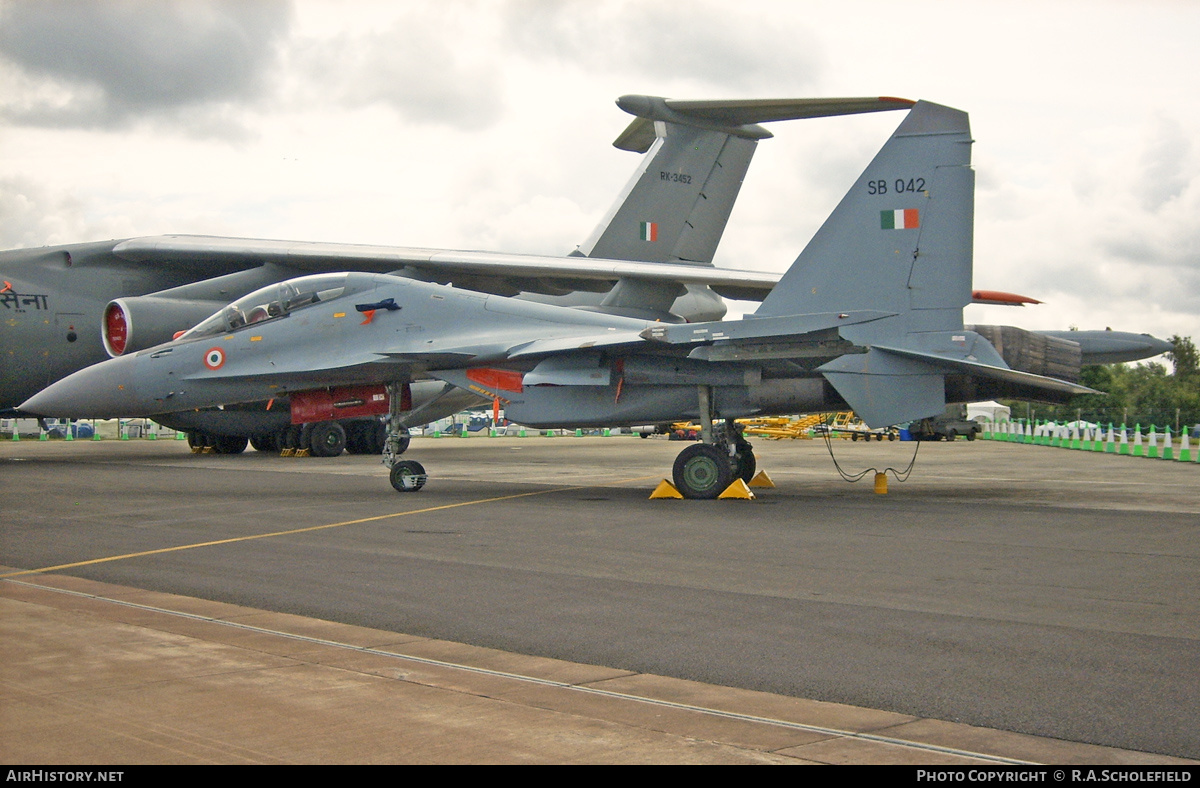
[19, 355, 141, 418]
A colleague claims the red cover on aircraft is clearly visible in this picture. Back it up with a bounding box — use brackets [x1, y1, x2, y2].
[290, 384, 405, 424]
[466, 367, 524, 393]
[971, 290, 1042, 306]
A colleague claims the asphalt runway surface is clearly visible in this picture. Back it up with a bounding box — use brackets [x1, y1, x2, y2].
[3, 435, 1198, 759]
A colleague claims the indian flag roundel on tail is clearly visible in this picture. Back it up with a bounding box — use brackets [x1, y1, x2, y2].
[639, 221, 658, 241]
[880, 209, 919, 230]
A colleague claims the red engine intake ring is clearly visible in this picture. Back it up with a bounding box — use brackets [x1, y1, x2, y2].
[103, 301, 128, 357]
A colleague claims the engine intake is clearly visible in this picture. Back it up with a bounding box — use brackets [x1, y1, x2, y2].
[102, 297, 227, 357]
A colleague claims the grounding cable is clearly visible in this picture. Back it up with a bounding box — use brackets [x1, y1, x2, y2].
[819, 413, 921, 483]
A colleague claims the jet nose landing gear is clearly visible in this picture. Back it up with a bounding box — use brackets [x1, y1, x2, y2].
[389, 460, 427, 492]
[383, 382, 425, 492]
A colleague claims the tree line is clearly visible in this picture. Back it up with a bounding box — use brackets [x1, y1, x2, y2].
[1003, 335, 1199, 433]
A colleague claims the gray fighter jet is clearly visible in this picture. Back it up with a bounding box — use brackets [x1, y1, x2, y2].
[2, 94, 921, 452]
[25, 100, 1112, 497]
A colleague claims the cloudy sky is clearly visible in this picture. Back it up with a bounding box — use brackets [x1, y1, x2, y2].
[1, 0, 1196, 344]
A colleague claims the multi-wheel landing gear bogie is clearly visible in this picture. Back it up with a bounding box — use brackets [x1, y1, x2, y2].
[189, 418, 391, 459]
[186, 431, 248, 455]
[283, 418, 393, 457]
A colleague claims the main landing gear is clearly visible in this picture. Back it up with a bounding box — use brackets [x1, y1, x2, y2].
[375, 382, 754, 499]
[671, 426, 755, 499]
[187, 418, 392, 458]
[670, 386, 756, 499]
[186, 432, 248, 455]
[278, 418, 391, 457]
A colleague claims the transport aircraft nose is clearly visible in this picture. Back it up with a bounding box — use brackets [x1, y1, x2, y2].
[19, 354, 145, 418]
[1090, 333, 1176, 364]
[1146, 335, 1175, 356]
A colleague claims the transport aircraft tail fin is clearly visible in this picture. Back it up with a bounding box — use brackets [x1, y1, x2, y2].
[579, 95, 916, 266]
[574, 96, 914, 320]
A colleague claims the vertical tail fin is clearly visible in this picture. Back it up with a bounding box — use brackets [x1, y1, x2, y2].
[580, 94, 917, 267]
[754, 101, 976, 427]
[576, 94, 916, 321]
[756, 100, 974, 338]
[675, 100, 1092, 427]
[578, 115, 758, 266]
[579, 113, 756, 320]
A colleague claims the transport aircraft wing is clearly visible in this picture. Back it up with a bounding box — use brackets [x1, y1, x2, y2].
[109, 235, 781, 301]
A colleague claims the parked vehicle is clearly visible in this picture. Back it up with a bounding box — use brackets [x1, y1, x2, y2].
[908, 406, 982, 441]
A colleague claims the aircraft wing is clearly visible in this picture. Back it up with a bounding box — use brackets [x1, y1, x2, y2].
[111, 237, 1049, 306]
[112, 235, 780, 300]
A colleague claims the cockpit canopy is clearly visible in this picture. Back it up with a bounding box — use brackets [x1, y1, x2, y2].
[178, 273, 352, 341]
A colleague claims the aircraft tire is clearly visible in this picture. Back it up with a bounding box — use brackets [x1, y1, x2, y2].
[250, 434, 277, 452]
[344, 422, 368, 454]
[309, 421, 346, 457]
[212, 435, 248, 455]
[186, 431, 209, 450]
[349, 420, 389, 455]
[389, 460, 427, 492]
[279, 425, 300, 451]
[371, 421, 388, 454]
[365, 421, 401, 455]
[672, 444, 734, 500]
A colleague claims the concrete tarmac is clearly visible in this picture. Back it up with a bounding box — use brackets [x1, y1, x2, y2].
[2, 434, 1198, 764]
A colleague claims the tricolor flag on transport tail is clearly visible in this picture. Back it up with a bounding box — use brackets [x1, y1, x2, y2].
[639, 221, 658, 241]
[880, 209, 919, 230]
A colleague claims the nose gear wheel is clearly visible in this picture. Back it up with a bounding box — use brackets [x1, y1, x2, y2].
[390, 460, 427, 492]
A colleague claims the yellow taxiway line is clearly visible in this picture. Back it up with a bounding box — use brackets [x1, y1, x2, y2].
[1, 476, 658, 579]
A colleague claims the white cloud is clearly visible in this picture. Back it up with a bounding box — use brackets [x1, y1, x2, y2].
[284, 5, 505, 130]
[500, 0, 824, 94]
[0, 0, 292, 130]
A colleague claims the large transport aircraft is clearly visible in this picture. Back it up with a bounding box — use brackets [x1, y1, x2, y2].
[26, 101, 1135, 498]
[2, 94, 925, 453]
